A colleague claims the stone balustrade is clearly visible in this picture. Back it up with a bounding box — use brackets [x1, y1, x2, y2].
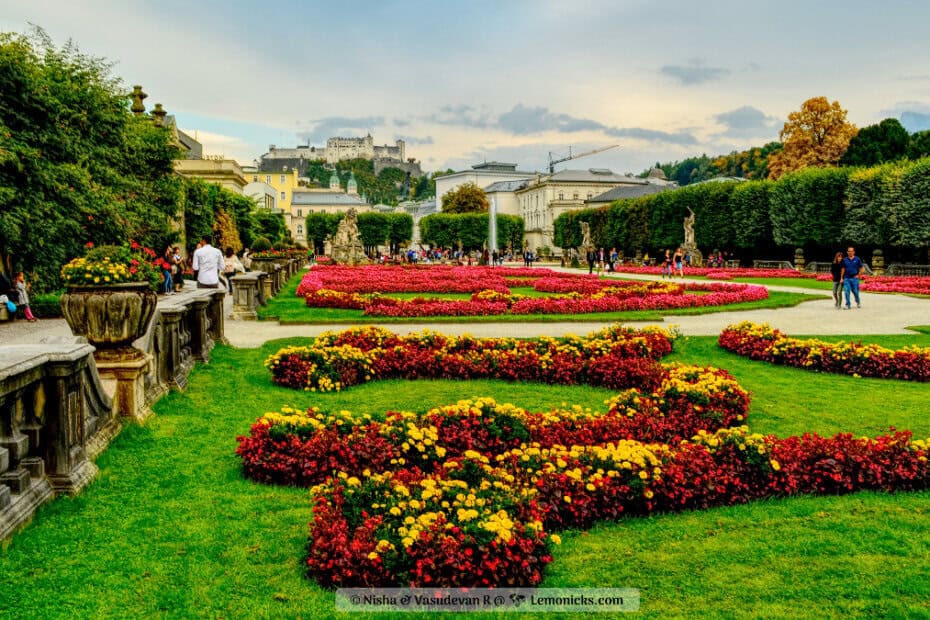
[230, 259, 300, 321]
[1, 340, 115, 539]
[0, 287, 228, 540]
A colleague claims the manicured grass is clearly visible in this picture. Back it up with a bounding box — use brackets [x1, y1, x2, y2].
[258, 271, 822, 324]
[3, 333, 930, 617]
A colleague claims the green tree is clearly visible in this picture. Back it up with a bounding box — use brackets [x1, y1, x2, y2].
[0, 29, 183, 289]
[908, 130, 930, 160]
[839, 118, 910, 167]
[441, 182, 489, 213]
[305, 213, 341, 255]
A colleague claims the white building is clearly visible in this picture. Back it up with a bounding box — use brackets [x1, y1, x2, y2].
[434, 162, 536, 211]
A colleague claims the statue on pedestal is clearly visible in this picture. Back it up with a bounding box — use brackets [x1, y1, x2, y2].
[330, 208, 367, 266]
[682, 207, 703, 267]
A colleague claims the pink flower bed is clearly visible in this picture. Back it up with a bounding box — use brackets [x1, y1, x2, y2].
[815, 273, 930, 295]
[298, 265, 768, 317]
[613, 265, 815, 279]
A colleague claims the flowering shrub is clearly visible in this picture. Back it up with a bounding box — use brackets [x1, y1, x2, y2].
[719, 322, 930, 381]
[60, 241, 161, 290]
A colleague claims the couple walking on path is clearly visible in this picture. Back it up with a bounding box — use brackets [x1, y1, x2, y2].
[830, 246, 864, 310]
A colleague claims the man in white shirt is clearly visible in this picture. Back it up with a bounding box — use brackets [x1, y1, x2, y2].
[192, 234, 225, 289]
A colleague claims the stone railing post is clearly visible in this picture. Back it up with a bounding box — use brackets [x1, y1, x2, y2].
[231, 273, 260, 320]
[794, 248, 805, 271]
[207, 290, 227, 345]
[257, 272, 269, 306]
[186, 297, 211, 363]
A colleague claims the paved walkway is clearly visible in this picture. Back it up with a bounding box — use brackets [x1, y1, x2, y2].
[3, 271, 929, 348]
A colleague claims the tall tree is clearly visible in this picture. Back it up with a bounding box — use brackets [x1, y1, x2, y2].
[440, 182, 489, 213]
[909, 130, 930, 160]
[839, 118, 910, 166]
[767, 97, 858, 179]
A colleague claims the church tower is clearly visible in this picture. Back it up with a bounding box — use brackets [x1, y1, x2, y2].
[347, 171, 358, 195]
[329, 169, 340, 191]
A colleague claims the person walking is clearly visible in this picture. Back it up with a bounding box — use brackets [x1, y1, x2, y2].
[596, 248, 606, 276]
[13, 272, 37, 321]
[222, 247, 244, 294]
[661, 250, 672, 279]
[841, 246, 863, 309]
[673, 247, 684, 277]
[830, 251, 844, 309]
[586, 248, 596, 274]
[161, 246, 175, 295]
[192, 235, 225, 290]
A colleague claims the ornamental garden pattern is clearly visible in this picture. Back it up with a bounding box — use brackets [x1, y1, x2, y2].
[236, 325, 930, 588]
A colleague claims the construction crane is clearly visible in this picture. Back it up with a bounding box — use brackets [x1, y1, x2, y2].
[548, 144, 619, 173]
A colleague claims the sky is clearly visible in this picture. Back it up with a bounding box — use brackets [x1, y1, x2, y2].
[3, 0, 930, 175]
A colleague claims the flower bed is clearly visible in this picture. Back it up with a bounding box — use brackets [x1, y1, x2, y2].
[612, 266, 815, 279]
[815, 273, 930, 296]
[297, 265, 768, 317]
[265, 325, 675, 392]
[237, 325, 930, 587]
[718, 321, 930, 381]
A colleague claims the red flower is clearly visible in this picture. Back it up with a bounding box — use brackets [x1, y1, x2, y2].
[85, 241, 94, 249]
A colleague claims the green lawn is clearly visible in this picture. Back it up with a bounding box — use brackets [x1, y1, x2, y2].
[258, 271, 823, 324]
[3, 332, 930, 618]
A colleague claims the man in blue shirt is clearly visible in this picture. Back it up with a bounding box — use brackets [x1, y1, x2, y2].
[841, 246, 863, 309]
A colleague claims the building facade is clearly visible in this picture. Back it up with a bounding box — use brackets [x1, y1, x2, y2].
[434, 162, 537, 211]
[516, 169, 675, 253]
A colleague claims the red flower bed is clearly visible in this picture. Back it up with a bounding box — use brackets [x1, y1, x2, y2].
[265, 325, 674, 392]
[237, 324, 930, 588]
[719, 321, 930, 381]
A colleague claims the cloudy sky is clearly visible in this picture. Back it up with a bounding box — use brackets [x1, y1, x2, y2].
[3, 0, 930, 175]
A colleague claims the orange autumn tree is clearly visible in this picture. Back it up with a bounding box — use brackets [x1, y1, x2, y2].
[768, 97, 858, 179]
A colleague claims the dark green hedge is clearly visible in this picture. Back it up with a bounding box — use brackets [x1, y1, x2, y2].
[420, 213, 524, 251]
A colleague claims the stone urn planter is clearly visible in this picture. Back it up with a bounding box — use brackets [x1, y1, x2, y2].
[60, 282, 158, 359]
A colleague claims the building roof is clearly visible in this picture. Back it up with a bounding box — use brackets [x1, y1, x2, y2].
[484, 179, 529, 193]
[472, 161, 518, 171]
[588, 183, 675, 203]
[547, 169, 638, 183]
[291, 191, 368, 206]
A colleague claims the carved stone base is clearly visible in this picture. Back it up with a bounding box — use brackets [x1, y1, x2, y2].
[0, 476, 53, 540]
[682, 244, 703, 268]
[46, 458, 98, 495]
[95, 352, 153, 422]
[85, 417, 122, 462]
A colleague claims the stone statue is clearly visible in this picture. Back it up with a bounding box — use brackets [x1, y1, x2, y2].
[681, 206, 703, 267]
[330, 208, 367, 266]
[580, 221, 592, 252]
[684, 207, 695, 247]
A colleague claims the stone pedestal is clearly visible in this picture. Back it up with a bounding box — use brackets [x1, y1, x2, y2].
[871, 249, 884, 276]
[682, 244, 703, 268]
[95, 353, 153, 422]
[231, 273, 259, 320]
[261, 273, 273, 302]
[794, 248, 805, 271]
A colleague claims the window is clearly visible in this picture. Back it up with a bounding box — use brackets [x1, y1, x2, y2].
[297, 209, 302, 217]
[280, 192, 286, 200]
[280, 175, 286, 184]
[573, 193, 578, 200]
[558, 192, 563, 200]
[297, 225, 303, 235]
[265, 175, 271, 184]
[252, 175, 258, 182]
[587, 193, 592, 199]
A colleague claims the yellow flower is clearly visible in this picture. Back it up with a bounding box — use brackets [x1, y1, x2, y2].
[367, 551, 379, 560]
[550, 534, 562, 545]
[770, 459, 781, 471]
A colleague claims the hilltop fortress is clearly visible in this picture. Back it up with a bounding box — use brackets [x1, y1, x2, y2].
[259, 134, 421, 177]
